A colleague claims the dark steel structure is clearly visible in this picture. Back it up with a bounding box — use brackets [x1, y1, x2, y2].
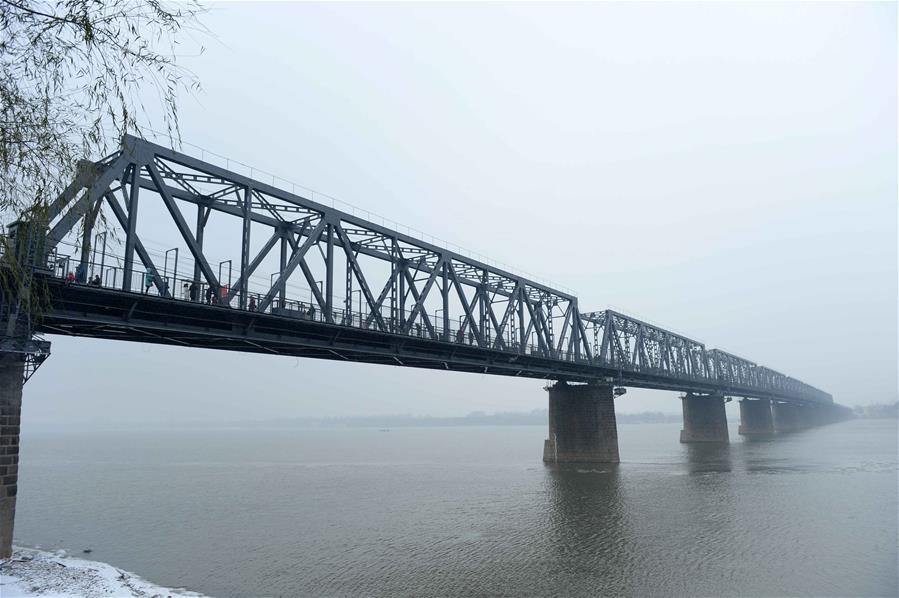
[5, 136, 832, 405]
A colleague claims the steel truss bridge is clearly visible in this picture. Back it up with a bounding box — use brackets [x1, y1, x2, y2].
[7, 136, 831, 405]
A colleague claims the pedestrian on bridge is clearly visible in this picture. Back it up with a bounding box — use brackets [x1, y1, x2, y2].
[143, 268, 153, 294]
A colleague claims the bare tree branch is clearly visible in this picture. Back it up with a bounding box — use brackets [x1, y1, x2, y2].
[0, 0, 205, 222]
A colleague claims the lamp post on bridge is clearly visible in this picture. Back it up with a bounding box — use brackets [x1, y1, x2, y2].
[434, 307, 444, 340]
[269, 272, 281, 309]
[351, 289, 362, 327]
[163, 248, 178, 297]
[91, 232, 107, 283]
[217, 260, 232, 305]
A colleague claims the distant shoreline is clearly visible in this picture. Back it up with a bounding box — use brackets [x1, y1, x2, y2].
[25, 404, 896, 433]
[170, 410, 685, 429]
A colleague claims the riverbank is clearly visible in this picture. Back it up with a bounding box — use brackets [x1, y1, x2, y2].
[0, 547, 204, 597]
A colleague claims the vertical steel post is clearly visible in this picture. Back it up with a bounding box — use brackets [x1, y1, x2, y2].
[547, 302, 555, 358]
[518, 287, 526, 351]
[122, 164, 140, 292]
[441, 261, 449, 339]
[279, 232, 288, 308]
[194, 203, 205, 289]
[345, 254, 353, 323]
[240, 187, 252, 310]
[325, 223, 333, 319]
[398, 259, 405, 330]
[390, 241, 398, 331]
[478, 274, 487, 346]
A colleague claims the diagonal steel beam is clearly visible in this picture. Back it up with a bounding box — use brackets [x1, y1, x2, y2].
[365, 267, 400, 330]
[147, 163, 222, 299]
[46, 155, 130, 249]
[523, 298, 548, 356]
[400, 255, 443, 337]
[555, 303, 572, 356]
[226, 230, 280, 302]
[481, 289, 508, 351]
[447, 261, 483, 346]
[102, 191, 169, 296]
[576, 312, 593, 362]
[281, 230, 330, 321]
[334, 222, 387, 332]
[493, 284, 520, 350]
[257, 220, 319, 313]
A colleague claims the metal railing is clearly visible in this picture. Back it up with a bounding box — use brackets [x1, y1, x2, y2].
[27, 244, 831, 404]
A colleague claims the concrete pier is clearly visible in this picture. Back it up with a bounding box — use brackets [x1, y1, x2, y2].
[772, 401, 804, 433]
[738, 399, 774, 437]
[0, 356, 24, 559]
[679, 393, 729, 443]
[543, 382, 619, 464]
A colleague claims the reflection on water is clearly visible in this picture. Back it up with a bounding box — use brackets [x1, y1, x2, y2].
[13, 421, 898, 597]
[543, 466, 637, 597]
[684, 442, 732, 473]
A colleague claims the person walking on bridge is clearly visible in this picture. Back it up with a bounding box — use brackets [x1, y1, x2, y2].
[143, 268, 153, 294]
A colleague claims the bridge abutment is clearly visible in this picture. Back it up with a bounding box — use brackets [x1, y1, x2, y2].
[738, 399, 774, 437]
[543, 382, 619, 464]
[0, 355, 24, 559]
[679, 393, 729, 443]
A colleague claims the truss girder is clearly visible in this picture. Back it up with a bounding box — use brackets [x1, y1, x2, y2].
[33, 135, 832, 406]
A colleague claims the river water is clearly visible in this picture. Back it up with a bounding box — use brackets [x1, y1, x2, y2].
[12, 419, 898, 597]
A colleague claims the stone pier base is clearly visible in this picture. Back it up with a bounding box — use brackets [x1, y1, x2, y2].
[0, 356, 24, 559]
[738, 399, 774, 437]
[679, 393, 729, 443]
[543, 382, 619, 463]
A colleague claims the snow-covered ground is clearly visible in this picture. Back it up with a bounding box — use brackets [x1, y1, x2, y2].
[0, 547, 206, 598]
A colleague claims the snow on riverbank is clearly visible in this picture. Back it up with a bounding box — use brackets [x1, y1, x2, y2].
[0, 547, 205, 597]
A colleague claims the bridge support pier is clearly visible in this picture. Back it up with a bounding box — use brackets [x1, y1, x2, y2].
[679, 393, 729, 443]
[543, 382, 619, 464]
[738, 399, 774, 437]
[772, 401, 803, 433]
[0, 356, 24, 559]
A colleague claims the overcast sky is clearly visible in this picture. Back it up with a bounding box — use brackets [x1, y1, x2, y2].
[23, 2, 897, 427]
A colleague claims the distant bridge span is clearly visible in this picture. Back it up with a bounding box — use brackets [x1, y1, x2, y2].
[0, 136, 849, 555]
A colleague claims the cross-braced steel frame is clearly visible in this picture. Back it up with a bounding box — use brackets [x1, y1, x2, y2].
[23, 136, 831, 404]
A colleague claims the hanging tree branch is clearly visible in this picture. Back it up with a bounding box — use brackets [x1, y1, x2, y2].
[0, 0, 206, 222]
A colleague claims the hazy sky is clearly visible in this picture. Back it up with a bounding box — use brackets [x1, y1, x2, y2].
[24, 2, 897, 427]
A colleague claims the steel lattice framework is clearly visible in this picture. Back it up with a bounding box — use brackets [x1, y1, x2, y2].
[18, 136, 831, 404]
